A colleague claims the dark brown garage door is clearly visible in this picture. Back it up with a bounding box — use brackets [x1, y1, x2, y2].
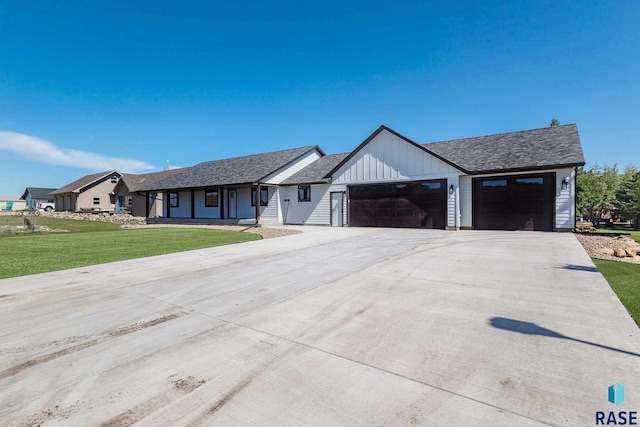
[473, 173, 555, 231]
[349, 180, 447, 229]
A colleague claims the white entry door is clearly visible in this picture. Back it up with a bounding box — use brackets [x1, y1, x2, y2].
[330, 192, 343, 227]
[229, 190, 237, 218]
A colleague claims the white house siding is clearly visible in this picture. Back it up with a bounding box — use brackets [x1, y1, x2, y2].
[165, 191, 192, 218]
[459, 176, 473, 228]
[332, 129, 462, 184]
[555, 167, 576, 230]
[446, 176, 460, 229]
[262, 150, 322, 185]
[194, 190, 221, 218]
[279, 184, 331, 225]
[259, 187, 278, 220]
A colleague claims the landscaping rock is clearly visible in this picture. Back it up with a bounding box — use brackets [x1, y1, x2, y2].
[594, 248, 615, 256]
[613, 247, 627, 258]
[625, 247, 637, 257]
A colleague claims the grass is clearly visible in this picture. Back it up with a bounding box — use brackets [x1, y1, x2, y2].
[593, 228, 640, 244]
[0, 226, 261, 279]
[594, 259, 640, 326]
[0, 216, 122, 234]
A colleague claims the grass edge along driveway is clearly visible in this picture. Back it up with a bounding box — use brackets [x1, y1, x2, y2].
[594, 259, 640, 327]
[0, 228, 261, 279]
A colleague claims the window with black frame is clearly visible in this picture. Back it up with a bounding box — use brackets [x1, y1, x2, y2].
[298, 185, 311, 202]
[205, 190, 218, 207]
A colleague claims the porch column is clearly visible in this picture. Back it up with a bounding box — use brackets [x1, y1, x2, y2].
[191, 190, 195, 219]
[166, 191, 171, 218]
[145, 191, 150, 217]
[255, 184, 260, 223]
[219, 187, 224, 219]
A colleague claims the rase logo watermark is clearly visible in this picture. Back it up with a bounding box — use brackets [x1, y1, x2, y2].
[596, 382, 637, 425]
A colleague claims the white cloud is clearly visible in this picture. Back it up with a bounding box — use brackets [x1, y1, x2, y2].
[0, 131, 155, 173]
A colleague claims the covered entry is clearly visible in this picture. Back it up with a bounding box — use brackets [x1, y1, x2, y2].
[473, 173, 555, 231]
[348, 179, 447, 228]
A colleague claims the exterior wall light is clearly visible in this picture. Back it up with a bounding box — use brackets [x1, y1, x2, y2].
[561, 177, 569, 190]
[449, 184, 455, 195]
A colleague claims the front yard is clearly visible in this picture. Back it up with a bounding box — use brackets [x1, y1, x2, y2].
[0, 217, 261, 279]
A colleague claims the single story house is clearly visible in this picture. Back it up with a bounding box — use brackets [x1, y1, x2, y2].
[138, 145, 324, 223]
[0, 196, 26, 212]
[20, 187, 57, 210]
[142, 124, 585, 231]
[51, 171, 122, 211]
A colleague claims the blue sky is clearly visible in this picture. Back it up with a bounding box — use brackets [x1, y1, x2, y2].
[1, 0, 638, 196]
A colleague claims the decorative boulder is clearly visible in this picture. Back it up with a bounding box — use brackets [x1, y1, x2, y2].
[594, 248, 615, 256]
[613, 247, 628, 258]
[625, 247, 637, 257]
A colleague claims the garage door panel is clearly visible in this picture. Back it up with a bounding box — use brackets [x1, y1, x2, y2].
[474, 173, 554, 231]
[349, 180, 447, 229]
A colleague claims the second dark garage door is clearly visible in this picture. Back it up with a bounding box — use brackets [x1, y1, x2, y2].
[473, 173, 555, 231]
[349, 180, 447, 229]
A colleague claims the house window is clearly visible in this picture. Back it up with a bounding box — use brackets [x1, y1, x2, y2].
[482, 179, 507, 187]
[110, 176, 118, 183]
[251, 188, 269, 206]
[169, 192, 179, 207]
[205, 190, 218, 207]
[93, 197, 100, 205]
[298, 185, 311, 202]
[127, 196, 133, 207]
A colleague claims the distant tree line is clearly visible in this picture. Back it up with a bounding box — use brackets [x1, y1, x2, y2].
[577, 164, 640, 229]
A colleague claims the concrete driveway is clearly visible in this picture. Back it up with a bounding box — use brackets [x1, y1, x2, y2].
[1, 228, 639, 426]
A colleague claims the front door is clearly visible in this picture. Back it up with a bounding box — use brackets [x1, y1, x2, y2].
[228, 190, 237, 218]
[331, 192, 343, 227]
[117, 196, 124, 212]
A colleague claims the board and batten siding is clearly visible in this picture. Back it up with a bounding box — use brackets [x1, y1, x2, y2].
[332, 129, 462, 184]
[262, 150, 322, 185]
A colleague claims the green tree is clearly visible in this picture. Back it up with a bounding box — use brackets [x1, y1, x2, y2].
[576, 164, 621, 226]
[615, 166, 640, 228]
[550, 118, 560, 127]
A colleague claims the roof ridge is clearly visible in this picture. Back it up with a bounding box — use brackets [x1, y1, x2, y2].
[195, 145, 319, 167]
[424, 123, 577, 146]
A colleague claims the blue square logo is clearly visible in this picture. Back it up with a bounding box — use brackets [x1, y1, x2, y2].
[609, 382, 626, 406]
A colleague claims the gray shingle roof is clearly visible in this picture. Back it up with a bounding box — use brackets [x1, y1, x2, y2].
[51, 171, 118, 195]
[120, 169, 185, 192]
[140, 146, 320, 191]
[281, 153, 350, 185]
[424, 124, 585, 174]
[21, 187, 57, 201]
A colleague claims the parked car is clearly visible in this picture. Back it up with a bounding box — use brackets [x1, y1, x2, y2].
[37, 202, 54, 212]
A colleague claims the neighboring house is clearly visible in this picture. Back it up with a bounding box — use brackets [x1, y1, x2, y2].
[51, 171, 121, 212]
[144, 124, 585, 231]
[138, 146, 324, 223]
[20, 187, 57, 210]
[0, 196, 27, 211]
[114, 169, 184, 217]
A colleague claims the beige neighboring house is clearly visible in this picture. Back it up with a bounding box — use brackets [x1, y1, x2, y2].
[51, 171, 121, 212]
[114, 169, 184, 217]
[0, 196, 26, 211]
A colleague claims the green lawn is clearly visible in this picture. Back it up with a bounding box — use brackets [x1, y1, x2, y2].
[0, 216, 122, 234]
[0, 226, 261, 279]
[594, 259, 640, 326]
[593, 228, 640, 244]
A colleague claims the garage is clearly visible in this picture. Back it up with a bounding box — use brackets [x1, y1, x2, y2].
[473, 173, 555, 231]
[349, 179, 447, 228]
